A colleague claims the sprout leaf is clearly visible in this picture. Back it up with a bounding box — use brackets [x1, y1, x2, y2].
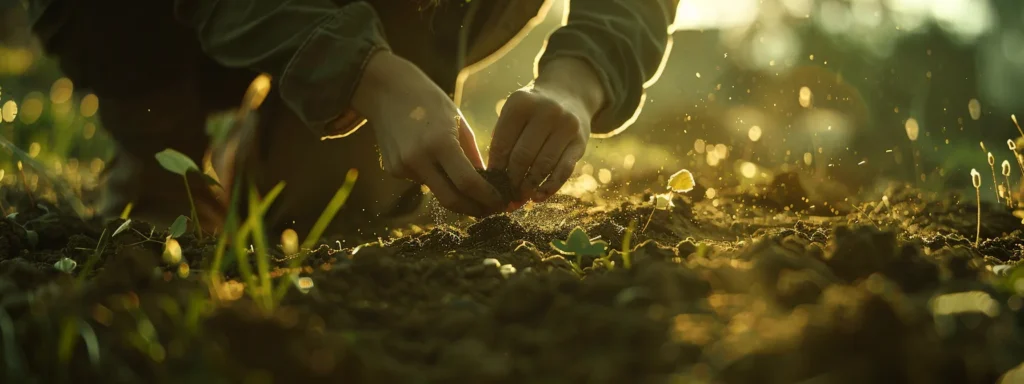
[667, 169, 695, 193]
[154, 149, 199, 176]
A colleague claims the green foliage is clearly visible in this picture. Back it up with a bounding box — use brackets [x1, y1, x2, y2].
[169, 215, 188, 238]
[621, 220, 637, 269]
[53, 257, 77, 273]
[154, 148, 205, 238]
[551, 226, 608, 269]
[273, 169, 358, 302]
[154, 149, 199, 176]
[111, 219, 132, 237]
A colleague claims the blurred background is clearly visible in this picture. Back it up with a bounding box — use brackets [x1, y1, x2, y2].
[2, 0, 1023, 209]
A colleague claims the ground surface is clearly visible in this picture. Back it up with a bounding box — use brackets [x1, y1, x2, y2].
[2, 174, 1024, 384]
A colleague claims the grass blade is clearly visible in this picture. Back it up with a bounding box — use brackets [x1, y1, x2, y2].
[272, 169, 357, 302]
[301, 169, 358, 250]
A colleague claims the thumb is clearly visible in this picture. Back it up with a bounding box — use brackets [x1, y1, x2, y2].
[456, 111, 485, 169]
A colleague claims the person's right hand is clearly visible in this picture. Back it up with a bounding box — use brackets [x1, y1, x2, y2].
[351, 50, 504, 216]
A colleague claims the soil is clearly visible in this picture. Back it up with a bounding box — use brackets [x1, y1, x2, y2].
[478, 168, 520, 204]
[1, 178, 1024, 384]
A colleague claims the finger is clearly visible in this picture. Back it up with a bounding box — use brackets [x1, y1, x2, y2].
[414, 162, 484, 216]
[536, 145, 584, 201]
[520, 123, 576, 197]
[456, 112, 486, 169]
[487, 94, 531, 170]
[438, 142, 505, 211]
[506, 117, 553, 191]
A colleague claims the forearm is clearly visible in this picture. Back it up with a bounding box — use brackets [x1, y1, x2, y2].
[174, 0, 390, 136]
[538, 0, 678, 135]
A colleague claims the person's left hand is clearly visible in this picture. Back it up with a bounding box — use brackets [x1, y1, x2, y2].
[487, 58, 606, 206]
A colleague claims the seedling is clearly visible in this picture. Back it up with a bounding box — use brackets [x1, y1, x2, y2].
[119, 202, 133, 220]
[550, 226, 608, 270]
[112, 219, 133, 238]
[168, 215, 188, 239]
[295, 277, 314, 294]
[272, 169, 358, 303]
[154, 148, 220, 238]
[988, 152, 999, 202]
[620, 219, 638, 269]
[643, 169, 696, 232]
[54, 257, 77, 273]
[1004, 160, 1014, 207]
[972, 168, 982, 248]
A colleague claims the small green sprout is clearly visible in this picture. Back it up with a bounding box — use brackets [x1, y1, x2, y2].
[294, 276, 314, 294]
[1003, 160, 1014, 207]
[972, 168, 982, 248]
[551, 226, 608, 269]
[54, 257, 77, 273]
[154, 148, 218, 238]
[168, 215, 188, 238]
[988, 152, 1000, 203]
[643, 169, 696, 232]
[112, 219, 132, 238]
[119, 202, 133, 220]
[621, 219, 637, 269]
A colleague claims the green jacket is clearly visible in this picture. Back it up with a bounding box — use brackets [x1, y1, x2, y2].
[22, 0, 677, 137]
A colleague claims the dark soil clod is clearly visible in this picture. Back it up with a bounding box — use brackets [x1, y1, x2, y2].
[478, 169, 519, 204]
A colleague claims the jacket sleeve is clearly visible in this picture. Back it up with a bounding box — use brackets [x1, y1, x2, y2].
[174, 0, 390, 137]
[538, 0, 678, 136]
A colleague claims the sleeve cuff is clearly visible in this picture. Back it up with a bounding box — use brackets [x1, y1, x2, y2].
[279, 1, 388, 138]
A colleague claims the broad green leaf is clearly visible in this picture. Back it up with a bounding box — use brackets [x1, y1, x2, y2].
[549, 227, 607, 257]
[667, 169, 695, 193]
[566, 227, 592, 252]
[169, 215, 189, 238]
[580, 240, 608, 257]
[154, 149, 199, 176]
[550, 239, 571, 254]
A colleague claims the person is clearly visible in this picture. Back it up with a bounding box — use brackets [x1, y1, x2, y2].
[12, 0, 677, 238]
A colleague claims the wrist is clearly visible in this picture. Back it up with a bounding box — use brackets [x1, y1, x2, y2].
[351, 49, 408, 117]
[534, 57, 607, 119]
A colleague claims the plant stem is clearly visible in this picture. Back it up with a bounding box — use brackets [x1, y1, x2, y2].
[975, 188, 981, 248]
[182, 175, 203, 239]
[248, 187, 273, 313]
[641, 205, 656, 233]
[1006, 176, 1015, 208]
[621, 219, 637, 269]
[990, 165, 1000, 203]
[1015, 153, 1024, 196]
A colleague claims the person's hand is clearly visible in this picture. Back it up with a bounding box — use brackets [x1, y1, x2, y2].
[352, 51, 504, 216]
[487, 58, 607, 205]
